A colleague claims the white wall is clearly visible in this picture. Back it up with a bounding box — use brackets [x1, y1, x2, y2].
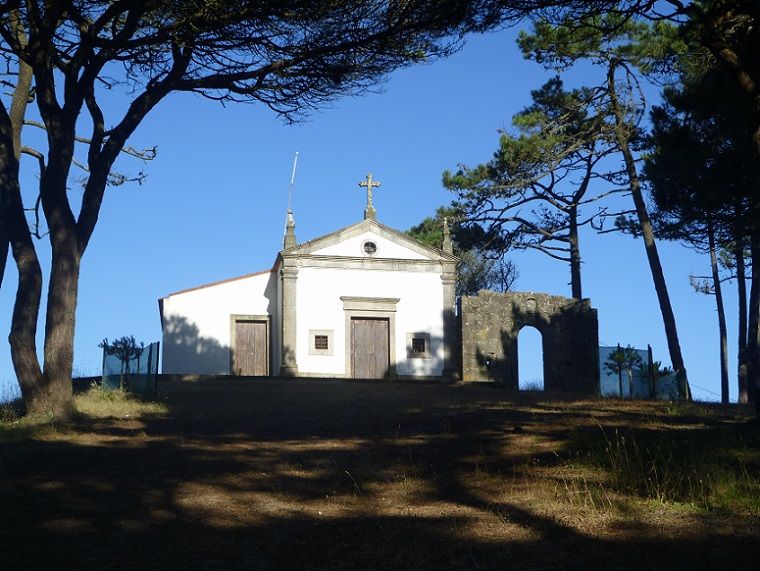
[295, 266, 444, 377]
[312, 230, 429, 260]
[161, 271, 277, 374]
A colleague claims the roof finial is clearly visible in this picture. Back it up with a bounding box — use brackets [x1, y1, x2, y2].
[283, 209, 296, 249]
[283, 152, 299, 249]
[442, 217, 453, 254]
[359, 173, 381, 220]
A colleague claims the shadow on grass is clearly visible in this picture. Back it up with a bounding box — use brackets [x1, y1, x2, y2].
[1, 378, 758, 569]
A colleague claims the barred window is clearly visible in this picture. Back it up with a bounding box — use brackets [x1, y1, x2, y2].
[314, 335, 329, 350]
[407, 332, 431, 359]
[406, 331, 432, 359]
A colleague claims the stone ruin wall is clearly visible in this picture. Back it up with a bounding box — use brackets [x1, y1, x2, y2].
[461, 290, 599, 394]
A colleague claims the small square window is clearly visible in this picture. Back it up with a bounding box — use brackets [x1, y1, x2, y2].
[309, 329, 333, 356]
[406, 332, 431, 359]
[314, 335, 329, 350]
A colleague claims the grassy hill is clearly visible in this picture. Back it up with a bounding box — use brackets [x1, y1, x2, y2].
[1, 378, 758, 569]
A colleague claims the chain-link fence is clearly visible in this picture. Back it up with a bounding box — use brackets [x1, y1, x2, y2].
[599, 344, 683, 400]
[102, 341, 160, 399]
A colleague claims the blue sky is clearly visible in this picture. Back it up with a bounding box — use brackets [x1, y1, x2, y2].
[0, 26, 736, 402]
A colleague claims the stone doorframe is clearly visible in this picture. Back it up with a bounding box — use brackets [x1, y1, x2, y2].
[461, 291, 600, 394]
[341, 296, 399, 379]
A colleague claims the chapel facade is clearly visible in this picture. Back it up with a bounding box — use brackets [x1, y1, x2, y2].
[159, 175, 460, 380]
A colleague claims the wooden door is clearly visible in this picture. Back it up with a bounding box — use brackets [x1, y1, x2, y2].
[234, 320, 268, 376]
[351, 318, 389, 379]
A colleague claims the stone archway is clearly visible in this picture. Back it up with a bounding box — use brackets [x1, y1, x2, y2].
[460, 291, 599, 394]
[517, 325, 544, 390]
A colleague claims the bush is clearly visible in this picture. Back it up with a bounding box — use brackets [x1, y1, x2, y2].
[0, 399, 24, 424]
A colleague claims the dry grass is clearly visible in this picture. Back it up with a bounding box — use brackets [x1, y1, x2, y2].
[1, 379, 758, 569]
[73, 384, 168, 419]
[0, 385, 167, 438]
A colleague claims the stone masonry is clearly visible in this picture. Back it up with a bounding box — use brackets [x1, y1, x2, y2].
[461, 291, 599, 394]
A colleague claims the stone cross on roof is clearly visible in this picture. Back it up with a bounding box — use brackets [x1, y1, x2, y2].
[359, 173, 381, 220]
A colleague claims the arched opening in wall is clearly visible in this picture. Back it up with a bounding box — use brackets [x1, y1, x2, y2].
[518, 326, 544, 391]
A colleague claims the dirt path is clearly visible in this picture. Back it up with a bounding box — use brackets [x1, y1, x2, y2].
[1, 378, 758, 569]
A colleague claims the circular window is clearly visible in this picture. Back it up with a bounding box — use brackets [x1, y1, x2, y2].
[363, 240, 378, 255]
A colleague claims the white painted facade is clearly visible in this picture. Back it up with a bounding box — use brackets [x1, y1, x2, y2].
[295, 267, 445, 376]
[159, 270, 278, 374]
[159, 217, 458, 379]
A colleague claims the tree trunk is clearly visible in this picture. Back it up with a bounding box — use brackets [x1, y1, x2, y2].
[746, 120, 760, 413]
[747, 232, 760, 410]
[568, 204, 583, 300]
[32, 141, 86, 418]
[692, 3, 760, 412]
[0, 96, 45, 406]
[9, 240, 44, 409]
[36, 237, 81, 417]
[0, 222, 7, 291]
[708, 220, 730, 403]
[606, 62, 689, 394]
[1, 18, 44, 409]
[1, 174, 45, 408]
[3, 21, 32, 294]
[736, 231, 749, 403]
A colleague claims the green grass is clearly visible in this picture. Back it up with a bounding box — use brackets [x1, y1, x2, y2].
[591, 426, 760, 512]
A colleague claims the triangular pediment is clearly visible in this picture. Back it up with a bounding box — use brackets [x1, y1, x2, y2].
[280, 219, 457, 262]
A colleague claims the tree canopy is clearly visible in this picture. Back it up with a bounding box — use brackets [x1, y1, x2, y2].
[407, 206, 517, 295]
[645, 64, 758, 402]
[443, 76, 619, 300]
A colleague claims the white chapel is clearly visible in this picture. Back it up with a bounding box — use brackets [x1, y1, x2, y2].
[159, 175, 459, 380]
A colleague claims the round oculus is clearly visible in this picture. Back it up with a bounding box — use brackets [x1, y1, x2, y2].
[362, 240, 378, 255]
